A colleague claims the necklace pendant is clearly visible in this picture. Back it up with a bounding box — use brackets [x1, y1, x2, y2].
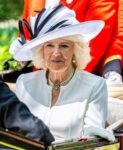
[53, 82, 60, 91]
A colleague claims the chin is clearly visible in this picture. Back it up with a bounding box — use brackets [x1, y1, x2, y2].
[50, 67, 68, 73]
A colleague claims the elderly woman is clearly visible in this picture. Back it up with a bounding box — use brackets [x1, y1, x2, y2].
[11, 4, 114, 141]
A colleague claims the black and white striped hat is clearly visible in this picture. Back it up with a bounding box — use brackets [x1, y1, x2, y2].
[10, 4, 104, 61]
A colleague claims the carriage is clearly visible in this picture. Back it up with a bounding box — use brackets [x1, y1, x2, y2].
[0, 127, 120, 150]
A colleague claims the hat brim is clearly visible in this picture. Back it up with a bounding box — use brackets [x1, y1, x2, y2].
[14, 20, 104, 61]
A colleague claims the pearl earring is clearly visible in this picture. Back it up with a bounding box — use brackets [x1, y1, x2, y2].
[72, 55, 76, 64]
[73, 59, 76, 63]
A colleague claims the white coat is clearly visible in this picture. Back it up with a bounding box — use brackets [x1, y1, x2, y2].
[16, 69, 107, 140]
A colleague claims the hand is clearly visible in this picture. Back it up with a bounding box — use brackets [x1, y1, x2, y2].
[83, 126, 115, 142]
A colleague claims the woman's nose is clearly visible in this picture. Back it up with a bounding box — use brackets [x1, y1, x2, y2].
[53, 47, 61, 56]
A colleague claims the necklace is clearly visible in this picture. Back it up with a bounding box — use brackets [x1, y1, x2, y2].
[48, 69, 75, 91]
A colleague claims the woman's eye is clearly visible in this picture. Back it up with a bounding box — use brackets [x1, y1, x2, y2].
[60, 44, 69, 48]
[46, 44, 54, 48]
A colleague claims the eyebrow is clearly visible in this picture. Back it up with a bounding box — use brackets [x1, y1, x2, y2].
[44, 42, 72, 45]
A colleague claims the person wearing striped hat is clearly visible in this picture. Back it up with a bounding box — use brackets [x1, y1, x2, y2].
[11, 4, 115, 142]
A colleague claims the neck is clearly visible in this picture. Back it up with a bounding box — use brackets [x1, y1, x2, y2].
[48, 66, 74, 84]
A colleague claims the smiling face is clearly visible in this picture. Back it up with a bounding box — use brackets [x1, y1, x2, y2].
[43, 38, 74, 72]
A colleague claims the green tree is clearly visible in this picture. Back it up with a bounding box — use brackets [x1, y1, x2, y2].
[0, 0, 24, 71]
[0, 0, 24, 21]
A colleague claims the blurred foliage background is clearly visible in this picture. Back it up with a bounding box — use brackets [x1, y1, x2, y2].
[0, 0, 24, 71]
[0, 0, 23, 21]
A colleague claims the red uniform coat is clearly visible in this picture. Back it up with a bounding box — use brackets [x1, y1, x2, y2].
[102, 0, 123, 69]
[22, 0, 119, 73]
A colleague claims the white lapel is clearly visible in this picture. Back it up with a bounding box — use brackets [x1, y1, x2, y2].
[45, 0, 61, 8]
[45, 0, 73, 8]
[66, 0, 73, 4]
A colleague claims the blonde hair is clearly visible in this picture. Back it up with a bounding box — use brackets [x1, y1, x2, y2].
[32, 35, 91, 69]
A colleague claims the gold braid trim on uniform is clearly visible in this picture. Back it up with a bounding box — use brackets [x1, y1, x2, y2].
[104, 55, 122, 66]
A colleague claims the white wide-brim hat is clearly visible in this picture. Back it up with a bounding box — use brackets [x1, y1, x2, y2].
[10, 4, 105, 61]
